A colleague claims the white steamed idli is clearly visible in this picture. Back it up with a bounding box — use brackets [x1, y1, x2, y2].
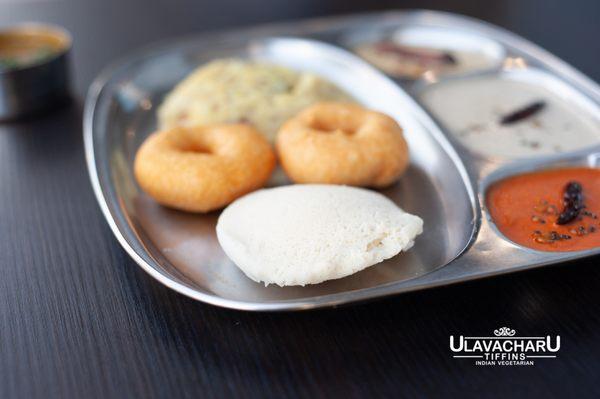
[216, 184, 423, 286]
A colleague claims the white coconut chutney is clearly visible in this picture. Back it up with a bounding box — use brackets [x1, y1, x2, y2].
[420, 75, 600, 158]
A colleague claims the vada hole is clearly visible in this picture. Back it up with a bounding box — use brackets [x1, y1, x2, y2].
[311, 119, 356, 135]
[179, 142, 212, 154]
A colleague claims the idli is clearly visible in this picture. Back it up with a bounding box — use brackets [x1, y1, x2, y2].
[216, 184, 423, 286]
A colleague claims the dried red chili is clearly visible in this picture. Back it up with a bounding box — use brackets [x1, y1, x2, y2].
[556, 181, 584, 225]
[374, 42, 457, 65]
[499, 100, 546, 125]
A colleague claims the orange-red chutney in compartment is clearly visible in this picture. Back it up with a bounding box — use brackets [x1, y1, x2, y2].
[486, 167, 600, 252]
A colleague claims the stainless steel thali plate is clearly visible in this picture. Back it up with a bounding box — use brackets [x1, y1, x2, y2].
[84, 10, 600, 311]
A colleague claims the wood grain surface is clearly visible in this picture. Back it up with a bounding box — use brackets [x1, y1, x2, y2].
[1, 0, 600, 398]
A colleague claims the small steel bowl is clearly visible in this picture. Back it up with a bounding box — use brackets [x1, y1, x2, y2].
[0, 23, 72, 121]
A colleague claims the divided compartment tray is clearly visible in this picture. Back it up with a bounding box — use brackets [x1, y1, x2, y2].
[84, 10, 600, 311]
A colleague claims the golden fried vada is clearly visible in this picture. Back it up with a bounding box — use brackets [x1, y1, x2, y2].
[276, 102, 409, 188]
[134, 124, 276, 212]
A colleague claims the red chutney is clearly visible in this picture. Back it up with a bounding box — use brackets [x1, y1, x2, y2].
[486, 167, 600, 252]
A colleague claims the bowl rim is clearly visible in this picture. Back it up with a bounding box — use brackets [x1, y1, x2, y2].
[0, 22, 72, 74]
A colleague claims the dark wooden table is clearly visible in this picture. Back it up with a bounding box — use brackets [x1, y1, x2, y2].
[1, 1, 599, 398]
